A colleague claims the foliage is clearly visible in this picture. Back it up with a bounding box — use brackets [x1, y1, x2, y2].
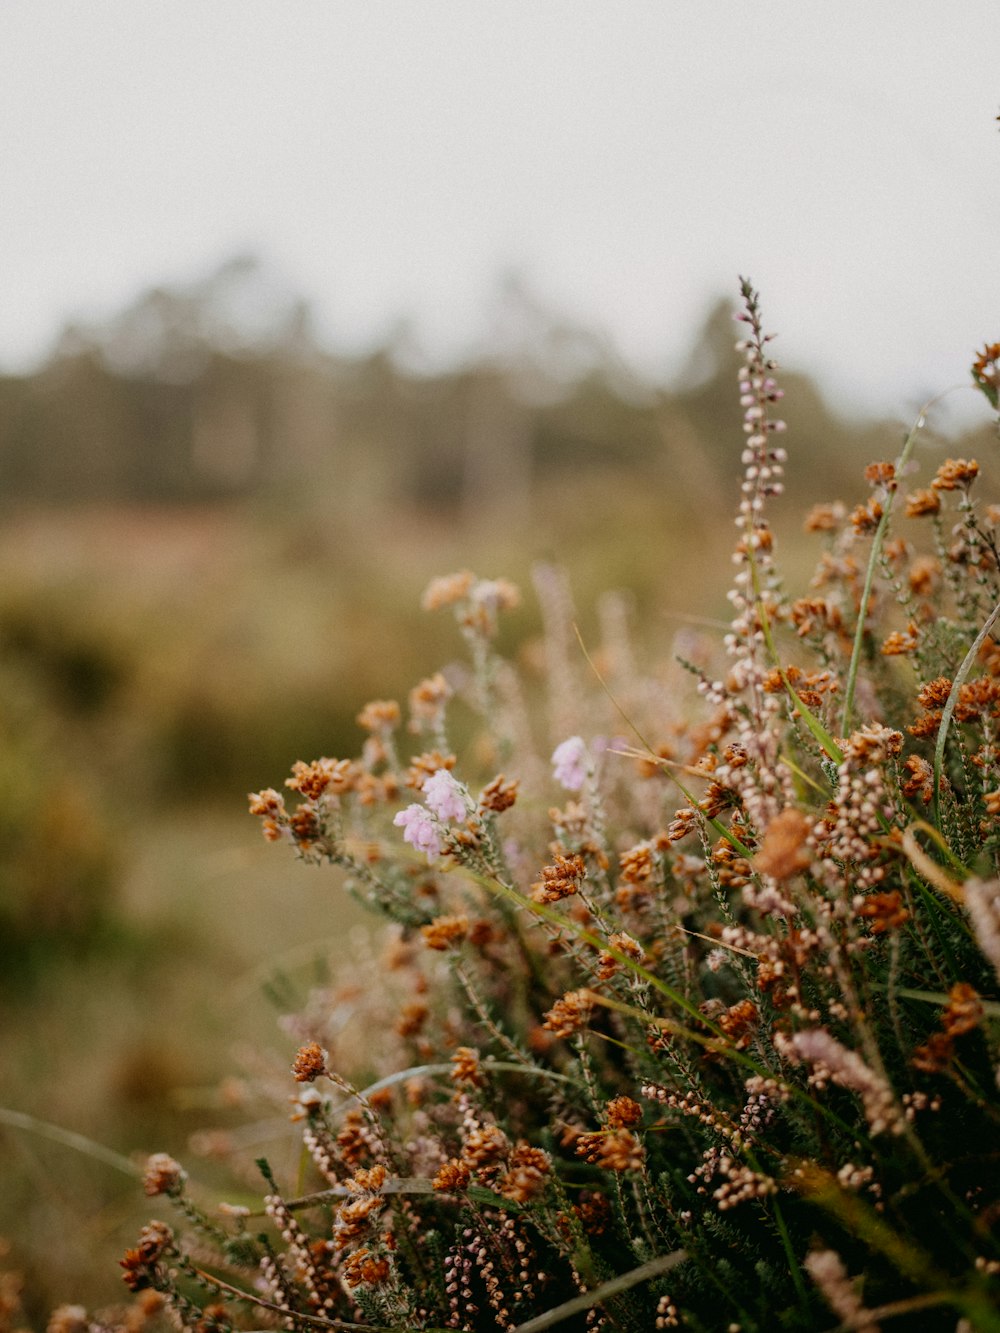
[36, 296, 1000, 1330]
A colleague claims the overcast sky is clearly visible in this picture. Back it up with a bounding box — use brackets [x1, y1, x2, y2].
[1, 3, 997, 424]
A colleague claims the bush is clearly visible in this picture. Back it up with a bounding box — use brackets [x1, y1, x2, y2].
[102, 296, 1000, 1329]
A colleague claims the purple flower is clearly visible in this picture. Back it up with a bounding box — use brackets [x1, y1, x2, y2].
[393, 804, 443, 861]
[423, 768, 468, 823]
[551, 736, 589, 792]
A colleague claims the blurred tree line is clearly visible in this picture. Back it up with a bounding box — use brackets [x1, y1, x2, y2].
[0, 255, 953, 524]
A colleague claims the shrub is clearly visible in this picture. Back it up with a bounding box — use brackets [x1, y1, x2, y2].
[112, 290, 1000, 1331]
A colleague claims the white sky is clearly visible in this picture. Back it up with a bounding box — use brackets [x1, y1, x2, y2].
[1, 3, 997, 424]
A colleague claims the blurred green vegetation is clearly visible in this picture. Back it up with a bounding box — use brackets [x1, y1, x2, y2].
[0, 258, 994, 1315]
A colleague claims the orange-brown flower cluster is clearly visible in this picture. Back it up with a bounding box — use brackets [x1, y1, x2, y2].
[882, 623, 919, 656]
[422, 570, 476, 610]
[912, 983, 983, 1073]
[803, 501, 846, 532]
[432, 1158, 471, 1193]
[449, 1046, 484, 1088]
[753, 808, 812, 881]
[532, 853, 586, 904]
[408, 672, 453, 732]
[291, 1042, 328, 1083]
[542, 989, 594, 1038]
[790, 596, 845, 639]
[120, 1222, 174, 1291]
[479, 773, 519, 812]
[606, 1096, 643, 1129]
[905, 488, 941, 518]
[142, 1153, 185, 1197]
[973, 342, 1000, 404]
[855, 890, 910, 934]
[864, 461, 896, 489]
[405, 750, 457, 791]
[342, 1248, 391, 1288]
[901, 755, 935, 804]
[596, 932, 646, 980]
[908, 556, 940, 597]
[356, 699, 401, 733]
[574, 1128, 644, 1172]
[286, 757, 357, 799]
[716, 999, 759, 1049]
[850, 498, 883, 534]
[248, 787, 287, 841]
[932, 458, 979, 491]
[421, 914, 469, 951]
[498, 1143, 552, 1202]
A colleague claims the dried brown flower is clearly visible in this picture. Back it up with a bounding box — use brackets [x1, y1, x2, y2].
[479, 773, 519, 812]
[753, 808, 811, 881]
[422, 570, 476, 610]
[606, 1096, 643, 1129]
[291, 1042, 328, 1083]
[542, 989, 594, 1038]
[433, 1158, 471, 1192]
[342, 1248, 392, 1288]
[421, 914, 469, 950]
[142, 1153, 185, 1197]
[856, 890, 910, 934]
[532, 853, 586, 904]
[575, 1128, 644, 1172]
[932, 458, 979, 491]
[356, 699, 401, 733]
[905, 488, 941, 518]
[450, 1046, 484, 1088]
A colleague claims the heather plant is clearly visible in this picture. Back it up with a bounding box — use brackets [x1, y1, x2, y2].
[104, 293, 1000, 1332]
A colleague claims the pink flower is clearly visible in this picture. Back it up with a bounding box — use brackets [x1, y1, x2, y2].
[423, 768, 468, 823]
[552, 736, 589, 791]
[393, 804, 443, 861]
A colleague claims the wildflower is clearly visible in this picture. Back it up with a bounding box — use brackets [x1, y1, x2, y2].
[395, 1000, 428, 1037]
[785, 1029, 904, 1136]
[405, 749, 457, 790]
[461, 1124, 509, 1169]
[606, 1096, 643, 1128]
[498, 1143, 552, 1202]
[864, 460, 896, 489]
[408, 671, 453, 733]
[551, 735, 589, 791]
[532, 852, 585, 904]
[432, 1158, 471, 1192]
[450, 1046, 484, 1087]
[804, 501, 845, 532]
[478, 773, 519, 812]
[855, 890, 910, 934]
[904, 487, 940, 518]
[972, 341, 1000, 406]
[142, 1153, 186, 1197]
[882, 623, 918, 655]
[423, 768, 468, 822]
[356, 699, 401, 732]
[343, 1248, 391, 1287]
[291, 1042, 328, 1082]
[542, 989, 594, 1037]
[285, 757, 357, 799]
[932, 457, 979, 491]
[393, 803, 443, 861]
[421, 914, 469, 951]
[575, 1128, 644, 1172]
[422, 570, 476, 610]
[753, 808, 811, 881]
